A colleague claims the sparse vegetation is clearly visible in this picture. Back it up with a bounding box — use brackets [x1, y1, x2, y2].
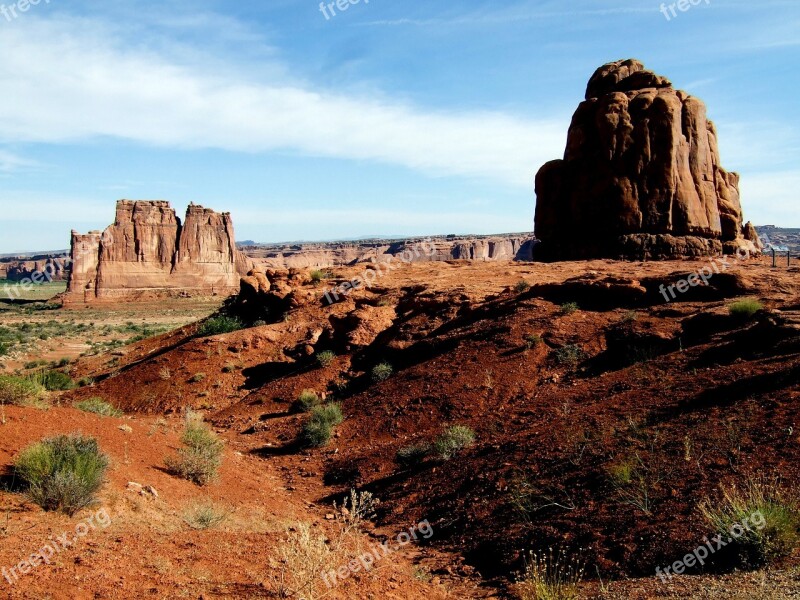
[699, 479, 800, 568]
[183, 501, 229, 530]
[607, 455, 653, 515]
[165, 411, 225, 485]
[559, 302, 579, 315]
[728, 299, 764, 320]
[525, 334, 543, 349]
[0, 375, 47, 408]
[300, 403, 344, 447]
[309, 270, 328, 284]
[291, 389, 322, 413]
[371, 362, 393, 382]
[515, 280, 531, 293]
[316, 350, 336, 368]
[396, 442, 432, 468]
[190, 372, 207, 383]
[74, 397, 123, 417]
[552, 344, 587, 368]
[516, 548, 585, 600]
[35, 369, 75, 391]
[14, 434, 109, 515]
[434, 425, 476, 460]
[197, 315, 244, 337]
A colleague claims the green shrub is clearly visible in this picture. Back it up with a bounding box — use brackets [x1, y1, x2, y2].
[198, 315, 243, 337]
[309, 270, 328, 284]
[516, 548, 585, 600]
[74, 397, 123, 418]
[36, 370, 75, 391]
[291, 390, 321, 413]
[553, 345, 587, 368]
[700, 480, 800, 568]
[165, 413, 225, 485]
[14, 434, 109, 515]
[559, 302, 580, 316]
[183, 501, 229, 530]
[300, 403, 344, 448]
[515, 280, 531, 293]
[190, 373, 207, 383]
[433, 425, 476, 460]
[525, 334, 543, 349]
[222, 363, 238, 373]
[0, 375, 46, 407]
[729, 299, 764, 320]
[0, 342, 8, 356]
[396, 443, 431, 468]
[371, 362, 393, 383]
[316, 350, 336, 368]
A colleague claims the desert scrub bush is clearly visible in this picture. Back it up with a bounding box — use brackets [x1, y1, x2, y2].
[371, 362, 393, 382]
[165, 412, 225, 485]
[0, 375, 47, 408]
[292, 389, 322, 413]
[316, 350, 336, 368]
[189, 372, 206, 383]
[221, 362, 238, 373]
[14, 434, 109, 515]
[607, 455, 652, 514]
[396, 442, 431, 468]
[434, 425, 476, 460]
[552, 345, 587, 368]
[559, 302, 579, 316]
[34, 370, 75, 391]
[270, 521, 339, 599]
[309, 269, 328, 284]
[699, 479, 800, 568]
[515, 280, 531, 293]
[525, 334, 543, 349]
[300, 403, 344, 448]
[183, 501, 229, 530]
[197, 315, 243, 337]
[516, 548, 585, 600]
[74, 397, 123, 418]
[728, 299, 764, 320]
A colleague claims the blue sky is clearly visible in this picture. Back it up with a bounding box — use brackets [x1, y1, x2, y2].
[0, 0, 798, 253]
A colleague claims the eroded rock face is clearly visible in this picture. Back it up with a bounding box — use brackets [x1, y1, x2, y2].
[534, 58, 762, 261]
[64, 201, 251, 303]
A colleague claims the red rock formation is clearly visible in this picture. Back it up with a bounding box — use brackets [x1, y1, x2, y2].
[534, 59, 763, 261]
[64, 201, 251, 303]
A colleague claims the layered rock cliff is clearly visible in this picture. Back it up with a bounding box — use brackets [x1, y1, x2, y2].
[64, 201, 251, 303]
[534, 59, 763, 261]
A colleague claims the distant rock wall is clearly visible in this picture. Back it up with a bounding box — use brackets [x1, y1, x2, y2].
[534, 59, 763, 261]
[244, 235, 534, 270]
[0, 257, 68, 282]
[64, 200, 251, 303]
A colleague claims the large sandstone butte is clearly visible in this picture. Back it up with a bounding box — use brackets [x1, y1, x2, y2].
[64, 200, 251, 303]
[534, 59, 763, 261]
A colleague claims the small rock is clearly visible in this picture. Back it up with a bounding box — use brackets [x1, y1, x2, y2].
[126, 482, 143, 493]
[118, 425, 133, 433]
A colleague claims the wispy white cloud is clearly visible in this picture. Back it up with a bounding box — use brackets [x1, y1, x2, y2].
[0, 150, 40, 174]
[0, 15, 566, 188]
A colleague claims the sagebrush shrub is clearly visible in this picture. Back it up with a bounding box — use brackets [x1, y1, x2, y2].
[0, 375, 46, 407]
[198, 315, 243, 337]
[74, 397, 123, 417]
[292, 390, 321, 413]
[14, 434, 109, 515]
[301, 403, 344, 447]
[434, 425, 476, 460]
[166, 413, 225, 485]
[729, 299, 763, 320]
[371, 362, 393, 382]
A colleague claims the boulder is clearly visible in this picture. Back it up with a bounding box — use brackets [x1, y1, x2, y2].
[534, 59, 763, 261]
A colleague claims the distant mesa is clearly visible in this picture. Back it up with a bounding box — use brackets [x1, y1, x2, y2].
[64, 200, 252, 304]
[534, 58, 763, 261]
